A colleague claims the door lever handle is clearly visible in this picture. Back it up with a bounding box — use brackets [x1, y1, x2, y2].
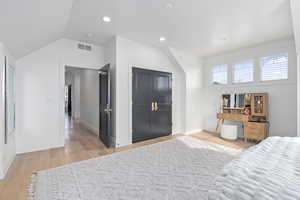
[151, 102, 155, 112]
[155, 102, 158, 111]
[104, 104, 112, 113]
[104, 108, 112, 113]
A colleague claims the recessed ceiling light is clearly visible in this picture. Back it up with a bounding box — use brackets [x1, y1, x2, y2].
[166, 3, 174, 9]
[160, 37, 166, 42]
[102, 16, 111, 23]
[220, 36, 228, 41]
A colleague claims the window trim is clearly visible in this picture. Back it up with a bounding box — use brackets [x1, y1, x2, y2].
[259, 53, 289, 82]
[209, 52, 291, 88]
[232, 59, 254, 84]
[211, 64, 228, 85]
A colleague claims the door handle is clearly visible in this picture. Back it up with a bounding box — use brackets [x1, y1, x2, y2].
[155, 102, 158, 111]
[104, 108, 112, 113]
[151, 102, 155, 112]
[104, 104, 112, 113]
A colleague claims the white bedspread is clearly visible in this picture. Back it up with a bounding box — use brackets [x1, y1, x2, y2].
[209, 137, 300, 200]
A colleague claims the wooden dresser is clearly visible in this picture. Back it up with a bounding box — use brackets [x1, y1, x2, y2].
[217, 93, 269, 141]
[244, 122, 268, 141]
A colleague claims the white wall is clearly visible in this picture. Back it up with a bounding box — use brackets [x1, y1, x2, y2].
[115, 37, 186, 147]
[202, 38, 297, 137]
[16, 38, 104, 154]
[290, 0, 300, 137]
[291, 0, 300, 54]
[79, 69, 99, 135]
[298, 54, 300, 137]
[167, 48, 203, 133]
[0, 43, 16, 179]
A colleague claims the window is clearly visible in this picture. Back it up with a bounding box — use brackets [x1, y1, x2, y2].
[260, 53, 288, 81]
[233, 60, 254, 83]
[212, 64, 227, 84]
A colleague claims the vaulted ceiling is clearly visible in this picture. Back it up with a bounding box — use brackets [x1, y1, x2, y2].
[0, 0, 74, 58]
[0, 0, 294, 59]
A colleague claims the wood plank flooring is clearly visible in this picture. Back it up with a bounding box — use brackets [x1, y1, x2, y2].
[0, 118, 254, 200]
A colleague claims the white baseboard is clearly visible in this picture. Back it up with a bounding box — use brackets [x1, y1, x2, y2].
[16, 143, 64, 155]
[79, 119, 99, 136]
[0, 154, 16, 180]
[184, 129, 203, 135]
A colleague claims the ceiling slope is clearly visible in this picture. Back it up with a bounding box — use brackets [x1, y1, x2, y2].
[0, 0, 294, 58]
[66, 0, 293, 57]
[0, 0, 74, 58]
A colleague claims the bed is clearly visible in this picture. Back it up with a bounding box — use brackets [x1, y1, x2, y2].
[208, 136, 300, 200]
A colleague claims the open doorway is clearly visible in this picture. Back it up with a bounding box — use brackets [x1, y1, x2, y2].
[65, 85, 72, 117]
[64, 66, 100, 142]
[63, 65, 113, 148]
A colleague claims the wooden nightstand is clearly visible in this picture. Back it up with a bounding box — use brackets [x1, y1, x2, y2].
[244, 122, 268, 141]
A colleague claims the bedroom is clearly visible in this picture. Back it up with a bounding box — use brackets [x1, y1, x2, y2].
[0, 0, 300, 199]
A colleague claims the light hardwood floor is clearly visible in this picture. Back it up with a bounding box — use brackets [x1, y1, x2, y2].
[0, 117, 254, 200]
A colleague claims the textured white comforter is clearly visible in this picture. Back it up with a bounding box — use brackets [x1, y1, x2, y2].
[209, 137, 300, 200]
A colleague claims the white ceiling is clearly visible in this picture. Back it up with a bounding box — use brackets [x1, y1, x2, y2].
[0, 0, 294, 58]
[0, 0, 74, 58]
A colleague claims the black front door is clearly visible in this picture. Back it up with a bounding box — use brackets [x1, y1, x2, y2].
[132, 67, 172, 143]
[99, 64, 112, 147]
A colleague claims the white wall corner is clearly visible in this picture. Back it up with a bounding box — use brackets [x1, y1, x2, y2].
[0, 44, 16, 179]
[290, 0, 300, 137]
[0, 154, 15, 180]
[297, 54, 300, 137]
[290, 0, 300, 54]
[166, 47, 203, 133]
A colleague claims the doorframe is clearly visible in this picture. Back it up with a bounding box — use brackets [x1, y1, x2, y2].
[59, 65, 101, 146]
[128, 65, 175, 144]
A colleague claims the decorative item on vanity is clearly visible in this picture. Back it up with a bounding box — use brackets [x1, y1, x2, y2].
[216, 93, 269, 141]
[243, 106, 251, 116]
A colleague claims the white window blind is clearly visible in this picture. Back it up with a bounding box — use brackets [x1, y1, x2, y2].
[212, 64, 227, 84]
[233, 60, 254, 83]
[260, 53, 288, 81]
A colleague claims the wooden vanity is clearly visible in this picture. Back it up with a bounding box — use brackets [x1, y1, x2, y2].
[217, 93, 269, 141]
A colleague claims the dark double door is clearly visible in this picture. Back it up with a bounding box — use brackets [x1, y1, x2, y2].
[132, 67, 172, 143]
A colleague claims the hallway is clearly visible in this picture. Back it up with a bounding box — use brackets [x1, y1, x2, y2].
[64, 116, 107, 152]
